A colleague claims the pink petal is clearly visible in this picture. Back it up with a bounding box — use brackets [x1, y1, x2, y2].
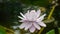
[29, 10, 37, 20]
[33, 22, 41, 30]
[36, 9, 41, 18]
[33, 9, 41, 20]
[19, 23, 27, 29]
[29, 26, 36, 33]
[36, 14, 46, 22]
[38, 22, 46, 27]
[30, 10, 35, 13]
[24, 23, 32, 30]
[19, 19, 27, 22]
[24, 10, 29, 16]
[24, 10, 30, 20]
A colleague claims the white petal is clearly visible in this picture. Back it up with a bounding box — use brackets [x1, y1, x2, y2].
[29, 10, 37, 20]
[36, 9, 41, 18]
[38, 22, 46, 27]
[27, 10, 29, 13]
[24, 23, 32, 30]
[37, 14, 46, 22]
[24, 10, 30, 20]
[29, 26, 36, 33]
[24, 10, 29, 16]
[19, 23, 27, 29]
[19, 20, 24, 22]
[20, 12, 26, 18]
[18, 16, 24, 19]
[33, 22, 41, 30]
[30, 10, 35, 13]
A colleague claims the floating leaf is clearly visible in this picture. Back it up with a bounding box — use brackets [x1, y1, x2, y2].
[46, 29, 55, 34]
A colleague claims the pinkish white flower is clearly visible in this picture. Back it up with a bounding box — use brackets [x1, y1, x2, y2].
[18, 9, 46, 33]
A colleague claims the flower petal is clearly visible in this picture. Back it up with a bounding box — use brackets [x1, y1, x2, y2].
[29, 10, 37, 20]
[19, 23, 27, 29]
[38, 22, 46, 27]
[36, 9, 41, 18]
[18, 16, 24, 19]
[36, 14, 46, 22]
[24, 10, 29, 16]
[19, 20, 24, 22]
[33, 22, 41, 30]
[29, 26, 36, 33]
[24, 23, 32, 30]
[24, 10, 30, 20]
[20, 12, 26, 18]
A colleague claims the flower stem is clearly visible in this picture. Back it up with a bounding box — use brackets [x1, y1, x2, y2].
[0, 25, 14, 33]
[38, 27, 44, 34]
[38, 5, 56, 34]
[47, 5, 56, 19]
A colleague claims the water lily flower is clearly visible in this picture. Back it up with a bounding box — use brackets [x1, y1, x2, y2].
[18, 9, 46, 33]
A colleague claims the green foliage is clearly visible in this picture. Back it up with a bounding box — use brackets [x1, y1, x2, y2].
[20, 0, 49, 7]
[0, 26, 6, 34]
[0, 2, 22, 26]
[58, 28, 60, 34]
[46, 29, 55, 34]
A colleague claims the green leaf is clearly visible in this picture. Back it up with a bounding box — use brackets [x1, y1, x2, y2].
[46, 29, 55, 34]
[58, 28, 60, 34]
[0, 26, 6, 34]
